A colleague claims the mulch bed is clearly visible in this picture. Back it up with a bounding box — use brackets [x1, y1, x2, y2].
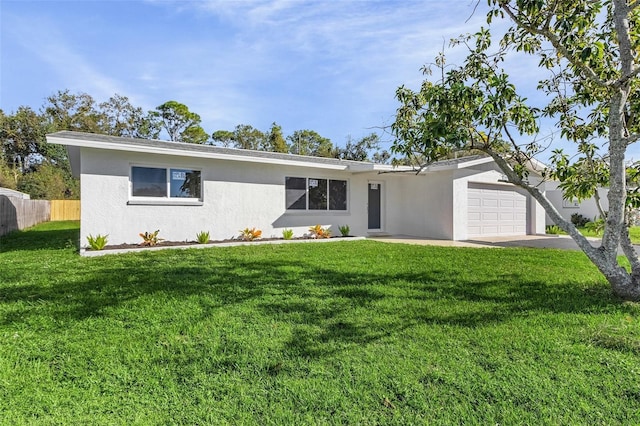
[93, 236, 354, 251]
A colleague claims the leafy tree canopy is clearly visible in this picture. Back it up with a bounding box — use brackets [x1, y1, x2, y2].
[287, 129, 335, 157]
[336, 133, 388, 162]
[211, 130, 235, 147]
[98, 94, 160, 139]
[267, 122, 288, 153]
[151, 101, 208, 144]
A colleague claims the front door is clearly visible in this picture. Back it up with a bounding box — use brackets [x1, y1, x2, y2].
[368, 182, 381, 230]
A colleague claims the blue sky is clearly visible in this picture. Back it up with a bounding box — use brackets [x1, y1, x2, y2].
[0, 0, 602, 160]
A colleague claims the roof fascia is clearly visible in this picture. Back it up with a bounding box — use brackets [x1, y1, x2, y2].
[46, 135, 349, 171]
[425, 156, 495, 172]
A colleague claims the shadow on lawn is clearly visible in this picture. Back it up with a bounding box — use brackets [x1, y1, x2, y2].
[0, 226, 79, 252]
[0, 241, 621, 358]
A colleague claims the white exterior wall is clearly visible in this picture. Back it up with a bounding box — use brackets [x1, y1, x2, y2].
[378, 165, 546, 241]
[402, 171, 454, 239]
[79, 147, 404, 245]
[533, 189, 547, 234]
[545, 186, 609, 225]
[77, 144, 546, 246]
[358, 171, 456, 239]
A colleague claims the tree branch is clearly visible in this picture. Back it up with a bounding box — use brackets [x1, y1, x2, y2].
[626, 133, 640, 146]
[620, 218, 640, 270]
[499, 3, 609, 87]
[612, 0, 634, 80]
[616, 65, 640, 88]
[593, 189, 607, 220]
[485, 149, 607, 264]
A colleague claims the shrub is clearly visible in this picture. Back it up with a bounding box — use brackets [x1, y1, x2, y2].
[571, 213, 590, 227]
[545, 225, 562, 235]
[309, 224, 331, 239]
[196, 231, 210, 244]
[139, 230, 163, 246]
[86, 234, 108, 250]
[240, 227, 262, 241]
[282, 229, 294, 240]
[585, 218, 606, 236]
[338, 225, 350, 237]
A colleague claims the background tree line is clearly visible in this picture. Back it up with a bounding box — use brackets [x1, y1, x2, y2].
[0, 90, 390, 199]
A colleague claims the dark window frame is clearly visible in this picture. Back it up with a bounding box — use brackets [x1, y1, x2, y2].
[130, 165, 202, 200]
[285, 176, 348, 211]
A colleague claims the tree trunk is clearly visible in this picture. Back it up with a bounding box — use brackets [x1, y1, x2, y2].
[487, 150, 640, 301]
[610, 272, 640, 300]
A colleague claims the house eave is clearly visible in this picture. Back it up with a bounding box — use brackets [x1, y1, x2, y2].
[46, 132, 350, 171]
[424, 156, 495, 172]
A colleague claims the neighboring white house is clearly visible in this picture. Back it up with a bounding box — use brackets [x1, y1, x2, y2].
[46, 131, 547, 246]
[544, 180, 609, 225]
[0, 188, 30, 199]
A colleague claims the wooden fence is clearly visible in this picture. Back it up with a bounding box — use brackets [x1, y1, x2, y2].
[0, 198, 80, 237]
[0, 196, 51, 237]
[51, 200, 81, 221]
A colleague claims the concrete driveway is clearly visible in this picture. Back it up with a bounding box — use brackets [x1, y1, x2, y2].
[368, 234, 616, 251]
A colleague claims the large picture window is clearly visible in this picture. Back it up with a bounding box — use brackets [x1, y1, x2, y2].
[132, 167, 166, 197]
[131, 166, 201, 199]
[308, 178, 327, 210]
[285, 177, 306, 210]
[285, 177, 347, 211]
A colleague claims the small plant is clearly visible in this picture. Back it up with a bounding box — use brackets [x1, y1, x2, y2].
[309, 224, 331, 239]
[571, 213, 590, 227]
[86, 234, 109, 250]
[196, 230, 210, 244]
[282, 228, 294, 240]
[240, 227, 262, 241]
[338, 225, 350, 237]
[545, 225, 562, 235]
[139, 230, 164, 246]
[585, 218, 606, 236]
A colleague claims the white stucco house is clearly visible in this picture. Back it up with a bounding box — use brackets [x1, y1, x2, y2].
[46, 131, 546, 246]
[544, 181, 609, 225]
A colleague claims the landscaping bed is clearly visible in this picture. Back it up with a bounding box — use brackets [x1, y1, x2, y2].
[83, 235, 362, 256]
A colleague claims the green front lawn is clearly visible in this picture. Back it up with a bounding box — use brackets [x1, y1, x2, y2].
[1, 222, 640, 424]
[547, 225, 640, 243]
[629, 226, 640, 243]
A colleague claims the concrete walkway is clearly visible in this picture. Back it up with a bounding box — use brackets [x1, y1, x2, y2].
[368, 234, 608, 251]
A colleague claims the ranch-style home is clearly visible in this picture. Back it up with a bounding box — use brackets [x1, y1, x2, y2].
[46, 131, 547, 246]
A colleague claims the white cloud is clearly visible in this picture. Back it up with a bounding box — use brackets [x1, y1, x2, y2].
[4, 12, 126, 103]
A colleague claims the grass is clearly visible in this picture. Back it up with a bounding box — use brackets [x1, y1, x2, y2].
[1, 221, 640, 424]
[546, 225, 640, 243]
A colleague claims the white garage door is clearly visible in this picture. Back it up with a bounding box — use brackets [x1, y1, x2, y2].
[467, 183, 527, 238]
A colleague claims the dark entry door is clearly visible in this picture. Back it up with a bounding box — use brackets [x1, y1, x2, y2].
[368, 183, 381, 230]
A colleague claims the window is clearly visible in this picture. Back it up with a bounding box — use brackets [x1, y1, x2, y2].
[170, 169, 201, 198]
[131, 166, 201, 199]
[562, 198, 580, 208]
[132, 167, 166, 197]
[329, 179, 347, 210]
[285, 177, 347, 211]
[308, 178, 327, 210]
[285, 177, 306, 210]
